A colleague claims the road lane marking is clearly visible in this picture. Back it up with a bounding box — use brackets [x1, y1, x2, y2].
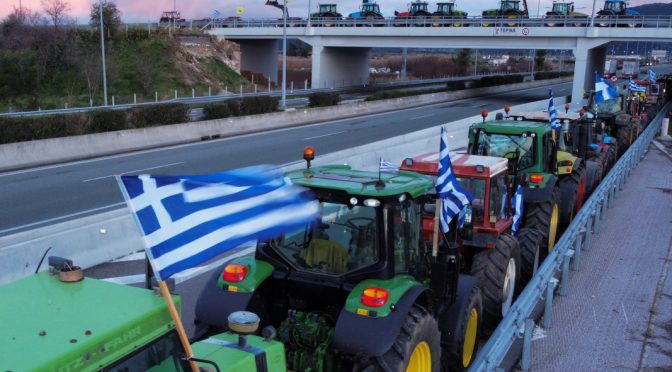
[409, 114, 434, 120]
[303, 131, 345, 140]
[82, 162, 185, 182]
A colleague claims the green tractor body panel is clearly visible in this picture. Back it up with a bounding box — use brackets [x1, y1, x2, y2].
[217, 256, 274, 293]
[556, 150, 579, 176]
[1, 272, 178, 371]
[343, 275, 422, 317]
[191, 333, 287, 372]
[483, 0, 527, 17]
[286, 165, 434, 199]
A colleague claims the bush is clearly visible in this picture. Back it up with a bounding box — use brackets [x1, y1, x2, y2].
[240, 96, 278, 115]
[88, 109, 128, 133]
[534, 71, 572, 80]
[445, 81, 466, 91]
[129, 103, 190, 128]
[203, 102, 232, 120]
[0, 114, 89, 144]
[227, 100, 242, 116]
[472, 75, 525, 88]
[308, 92, 341, 107]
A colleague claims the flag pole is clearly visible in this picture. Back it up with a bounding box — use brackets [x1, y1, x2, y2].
[158, 280, 200, 372]
[431, 199, 441, 257]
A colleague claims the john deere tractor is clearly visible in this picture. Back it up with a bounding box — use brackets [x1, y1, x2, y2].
[585, 89, 639, 155]
[544, 1, 588, 26]
[400, 153, 543, 330]
[195, 148, 484, 371]
[596, 0, 641, 27]
[311, 4, 343, 27]
[348, 0, 384, 26]
[394, 1, 432, 26]
[466, 116, 587, 256]
[482, 0, 529, 27]
[432, 1, 469, 27]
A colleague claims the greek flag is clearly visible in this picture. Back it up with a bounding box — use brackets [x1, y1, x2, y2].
[212, 9, 222, 18]
[649, 69, 657, 84]
[548, 89, 561, 131]
[117, 167, 319, 280]
[511, 185, 524, 235]
[379, 158, 399, 173]
[629, 79, 646, 93]
[436, 127, 473, 233]
[595, 71, 619, 103]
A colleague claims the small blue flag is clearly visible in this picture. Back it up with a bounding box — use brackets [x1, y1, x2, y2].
[212, 9, 222, 18]
[629, 79, 646, 93]
[436, 127, 473, 232]
[649, 69, 657, 84]
[117, 166, 319, 280]
[548, 89, 561, 131]
[379, 158, 399, 173]
[511, 185, 524, 235]
[595, 71, 619, 103]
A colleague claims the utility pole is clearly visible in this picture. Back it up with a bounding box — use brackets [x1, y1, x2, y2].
[100, 1, 108, 106]
[401, 48, 407, 80]
[281, 0, 287, 110]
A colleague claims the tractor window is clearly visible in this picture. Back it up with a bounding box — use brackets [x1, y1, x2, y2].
[604, 1, 623, 12]
[474, 132, 536, 171]
[272, 203, 379, 275]
[553, 3, 569, 13]
[560, 120, 574, 152]
[456, 178, 486, 225]
[105, 331, 184, 371]
[393, 202, 421, 273]
[437, 3, 454, 13]
[501, 0, 520, 11]
[489, 175, 509, 222]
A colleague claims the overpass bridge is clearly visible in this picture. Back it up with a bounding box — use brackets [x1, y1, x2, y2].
[207, 17, 672, 103]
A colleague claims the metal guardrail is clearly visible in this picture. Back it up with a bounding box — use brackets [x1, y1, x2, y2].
[468, 101, 671, 372]
[205, 15, 672, 29]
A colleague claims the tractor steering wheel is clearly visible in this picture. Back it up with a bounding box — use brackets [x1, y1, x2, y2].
[346, 217, 375, 231]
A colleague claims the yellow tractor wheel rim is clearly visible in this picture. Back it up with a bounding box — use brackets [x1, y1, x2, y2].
[462, 308, 478, 367]
[407, 341, 432, 372]
[548, 203, 559, 252]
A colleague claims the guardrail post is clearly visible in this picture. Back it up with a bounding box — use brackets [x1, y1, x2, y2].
[90, 98, 93, 107]
[225, 85, 228, 95]
[290, 81, 293, 93]
[155, 91, 158, 102]
[573, 231, 584, 271]
[305, 80, 308, 90]
[240, 85, 243, 97]
[584, 215, 594, 252]
[559, 250, 573, 297]
[174, 90, 177, 99]
[134, 93, 137, 104]
[255, 84, 258, 94]
[542, 277, 559, 329]
[208, 86, 211, 97]
[268, 80, 271, 93]
[112, 96, 115, 106]
[521, 318, 535, 371]
[192, 88, 195, 98]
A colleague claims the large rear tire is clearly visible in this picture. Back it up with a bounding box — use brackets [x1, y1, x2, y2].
[470, 234, 520, 330]
[517, 227, 543, 286]
[440, 276, 483, 372]
[617, 122, 635, 155]
[585, 159, 603, 198]
[356, 305, 440, 372]
[559, 161, 587, 224]
[523, 187, 561, 255]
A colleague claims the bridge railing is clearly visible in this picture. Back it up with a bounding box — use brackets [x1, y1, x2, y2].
[206, 15, 672, 29]
[467, 101, 671, 372]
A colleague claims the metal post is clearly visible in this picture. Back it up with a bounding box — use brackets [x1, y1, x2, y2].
[521, 319, 535, 371]
[281, 0, 287, 110]
[584, 215, 594, 251]
[155, 91, 158, 102]
[543, 278, 558, 328]
[589, 0, 597, 28]
[573, 230, 584, 271]
[240, 85, 243, 97]
[112, 96, 115, 106]
[225, 85, 228, 94]
[401, 48, 408, 80]
[268, 79, 271, 93]
[474, 49, 478, 76]
[307, 0, 311, 27]
[192, 88, 195, 98]
[559, 250, 573, 296]
[99, 1, 108, 106]
[208, 86, 211, 96]
[174, 90, 177, 99]
[134, 93, 137, 104]
[305, 79, 308, 90]
[291, 81, 293, 93]
[255, 84, 258, 93]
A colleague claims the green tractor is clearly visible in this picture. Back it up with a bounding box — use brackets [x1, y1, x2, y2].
[400, 153, 543, 330]
[431, 1, 469, 27]
[466, 116, 587, 255]
[311, 4, 343, 27]
[585, 89, 639, 155]
[482, 0, 529, 27]
[194, 149, 484, 371]
[1, 256, 285, 371]
[544, 1, 588, 27]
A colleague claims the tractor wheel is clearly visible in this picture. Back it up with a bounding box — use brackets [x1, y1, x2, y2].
[517, 227, 543, 287]
[545, 15, 560, 27]
[357, 304, 440, 372]
[470, 233, 520, 330]
[440, 276, 483, 371]
[617, 123, 634, 155]
[596, 14, 611, 27]
[605, 143, 618, 172]
[523, 186, 561, 255]
[585, 159, 603, 198]
[559, 161, 587, 224]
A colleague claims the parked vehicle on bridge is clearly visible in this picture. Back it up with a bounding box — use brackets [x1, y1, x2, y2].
[1, 256, 285, 371]
[400, 153, 544, 330]
[466, 114, 587, 255]
[544, 1, 588, 27]
[431, 1, 469, 27]
[195, 147, 485, 371]
[394, 1, 432, 26]
[596, 0, 641, 27]
[348, 0, 384, 25]
[482, 0, 529, 27]
[311, 3, 342, 26]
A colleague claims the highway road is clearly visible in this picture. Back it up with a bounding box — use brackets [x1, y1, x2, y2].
[0, 80, 571, 236]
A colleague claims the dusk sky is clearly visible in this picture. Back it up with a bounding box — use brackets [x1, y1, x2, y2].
[0, 0, 666, 23]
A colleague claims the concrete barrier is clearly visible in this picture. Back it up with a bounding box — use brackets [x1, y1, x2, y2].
[0, 78, 569, 172]
[0, 96, 558, 285]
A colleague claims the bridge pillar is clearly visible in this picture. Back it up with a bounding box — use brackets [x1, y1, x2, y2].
[238, 39, 279, 84]
[571, 42, 607, 104]
[311, 46, 371, 89]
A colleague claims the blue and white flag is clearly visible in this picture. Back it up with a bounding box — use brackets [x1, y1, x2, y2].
[212, 9, 222, 18]
[117, 167, 319, 280]
[379, 158, 399, 173]
[629, 79, 646, 93]
[511, 185, 524, 235]
[649, 69, 657, 84]
[548, 89, 561, 131]
[595, 71, 619, 103]
[436, 127, 473, 233]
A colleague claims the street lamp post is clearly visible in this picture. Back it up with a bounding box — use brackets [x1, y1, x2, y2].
[99, 1, 108, 106]
[281, 0, 287, 110]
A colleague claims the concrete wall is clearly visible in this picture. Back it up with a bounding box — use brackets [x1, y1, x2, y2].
[571, 39, 609, 104]
[0, 96, 562, 285]
[238, 39, 279, 83]
[0, 77, 570, 172]
[311, 46, 371, 88]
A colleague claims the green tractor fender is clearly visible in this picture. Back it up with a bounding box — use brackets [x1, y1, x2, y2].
[614, 112, 632, 126]
[556, 151, 582, 176]
[521, 173, 559, 204]
[332, 276, 432, 357]
[194, 257, 274, 333]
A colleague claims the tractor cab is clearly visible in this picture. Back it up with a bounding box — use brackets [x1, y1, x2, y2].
[551, 1, 574, 14]
[410, 1, 430, 14]
[319, 4, 338, 15]
[361, 1, 381, 15]
[501, 0, 522, 12]
[436, 1, 456, 14]
[603, 0, 626, 13]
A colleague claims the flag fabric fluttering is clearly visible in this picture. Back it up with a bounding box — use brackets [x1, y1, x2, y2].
[117, 167, 319, 280]
[649, 69, 657, 84]
[379, 158, 399, 173]
[629, 79, 646, 93]
[511, 185, 524, 235]
[595, 71, 619, 103]
[211, 9, 222, 18]
[436, 127, 474, 233]
[548, 89, 561, 131]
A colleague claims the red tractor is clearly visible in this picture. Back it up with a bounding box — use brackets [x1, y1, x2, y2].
[401, 152, 543, 330]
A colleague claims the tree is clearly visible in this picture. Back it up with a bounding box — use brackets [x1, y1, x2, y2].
[42, 0, 71, 28]
[89, 1, 122, 39]
[453, 48, 472, 75]
[535, 49, 547, 72]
